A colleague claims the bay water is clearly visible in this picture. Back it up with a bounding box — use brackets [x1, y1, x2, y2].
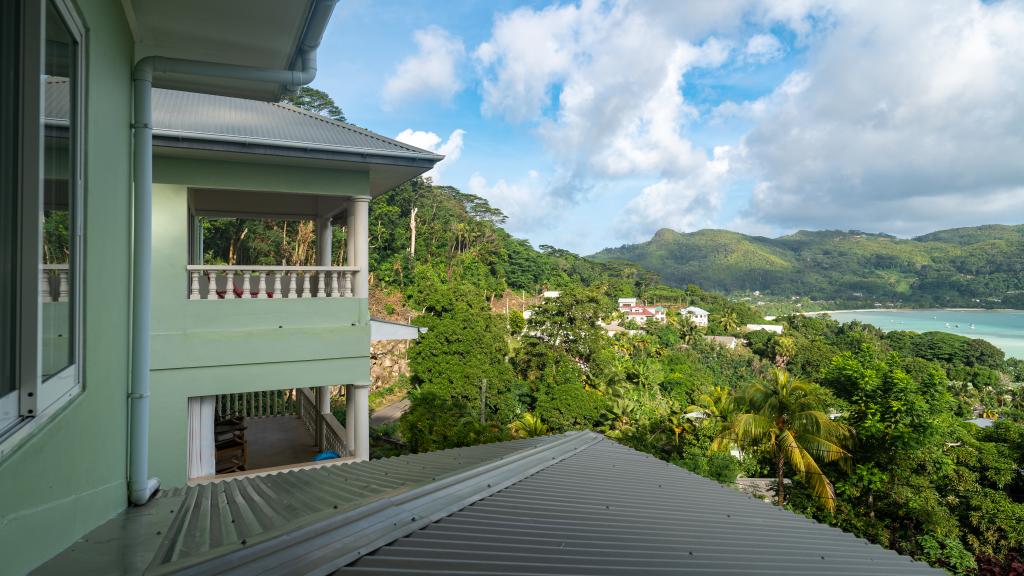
[823, 309, 1024, 359]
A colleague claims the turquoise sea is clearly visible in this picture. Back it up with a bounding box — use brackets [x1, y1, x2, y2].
[824, 309, 1024, 359]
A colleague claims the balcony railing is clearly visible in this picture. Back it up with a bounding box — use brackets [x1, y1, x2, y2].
[186, 265, 359, 300]
[298, 387, 348, 456]
[216, 389, 297, 419]
[41, 264, 70, 303]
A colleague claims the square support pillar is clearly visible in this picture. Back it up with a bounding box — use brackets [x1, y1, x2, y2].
[349, 384, 370, 461]
[344, 384, 356, 453]
[316, 385, 331, 450]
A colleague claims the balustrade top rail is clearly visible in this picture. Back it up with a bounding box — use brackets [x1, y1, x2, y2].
[186, 265, 359, 272]
[186, 265, 360, 300]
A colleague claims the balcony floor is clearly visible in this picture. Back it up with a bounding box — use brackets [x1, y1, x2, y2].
[244, 415, 320, 470]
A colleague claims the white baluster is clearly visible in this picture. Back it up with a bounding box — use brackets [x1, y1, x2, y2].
[57, 269, 70, 303]
[40, 269, 52, 303]
[206, 271, 217, 300]
[257, 272, 268, 299]
[287, 271, 297, 298]
[189, 270, 201, 300]
[316, 271, 327, 298]
[301, 271, 312, 298]
[342, 271, 353, 297]
[330, 271, 340, 297]
[272, 272, 282, 299]
[242, 271, 252, 299]
[225, 270, 236, 299]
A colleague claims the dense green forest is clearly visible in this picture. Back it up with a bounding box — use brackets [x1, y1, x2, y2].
[590, 226, 1024, 309]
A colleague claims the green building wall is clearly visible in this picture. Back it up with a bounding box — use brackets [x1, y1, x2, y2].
[148, 156, 371, 486]
[0, 1, 134, 573]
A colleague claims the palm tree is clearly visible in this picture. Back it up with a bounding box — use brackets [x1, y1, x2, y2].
[719, 311, 740, 333]
[675, 319, 702, 347]
[509, 412, 549, 438]
[686, 386, 737, 427]
[714, 369, 852, 511]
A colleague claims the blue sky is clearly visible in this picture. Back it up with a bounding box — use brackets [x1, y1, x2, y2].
[314, 0, 1024, 255]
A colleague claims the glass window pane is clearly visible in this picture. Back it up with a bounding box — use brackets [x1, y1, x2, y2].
[0, 0, 19, 426]
[41, 0, 75, 380]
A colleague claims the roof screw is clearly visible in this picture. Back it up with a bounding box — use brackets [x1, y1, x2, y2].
[156, 531, 161, 535]
[689, 552, 694, 556]
[240, 539, 247, 545]
[821, 556, 826, 560]
[333, 504, 339, 509]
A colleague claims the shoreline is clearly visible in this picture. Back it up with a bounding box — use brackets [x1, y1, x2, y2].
[801, 307, 1020, 316]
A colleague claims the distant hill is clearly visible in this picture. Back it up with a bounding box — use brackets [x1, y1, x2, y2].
[589, 225, 1024, 308]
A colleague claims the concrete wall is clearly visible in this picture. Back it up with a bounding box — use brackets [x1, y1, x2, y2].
[0, 1, 134, 572]
[148, 156, 372, 486]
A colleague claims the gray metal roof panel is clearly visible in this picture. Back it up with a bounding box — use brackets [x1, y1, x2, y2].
[340, 437, 940, 575]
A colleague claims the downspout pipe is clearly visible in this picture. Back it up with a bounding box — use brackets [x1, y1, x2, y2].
[128, 0, 337, 506]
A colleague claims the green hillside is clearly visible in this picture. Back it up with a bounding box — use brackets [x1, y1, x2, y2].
[590, 225, 1024, 308]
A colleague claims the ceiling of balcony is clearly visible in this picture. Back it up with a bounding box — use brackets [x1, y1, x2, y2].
[123, 0, 320, 100]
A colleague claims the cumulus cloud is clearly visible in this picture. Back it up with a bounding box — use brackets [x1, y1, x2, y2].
[466, 171, 563, 234]
[743, 33, 784, 63]
[383, 26, 465, 108]
[394, 128, 465, 183]
[474, 0, 741, 237]
[615, 146, 732, 241]
[737, 0, 1024, 235]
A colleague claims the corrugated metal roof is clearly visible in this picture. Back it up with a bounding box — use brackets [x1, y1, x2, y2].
[341, 437, 941, 575]
[148, 435, 562, 571]
[43, 79, 441, 162]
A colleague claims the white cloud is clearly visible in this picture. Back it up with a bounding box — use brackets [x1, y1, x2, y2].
[615, 146, 732, 241]
[466, 171, 562, 233]
[383, 26, 465, 108]
[394, 128, 465, 183]
[737, 0, 1024, 235]
[744, 33, 784, 63]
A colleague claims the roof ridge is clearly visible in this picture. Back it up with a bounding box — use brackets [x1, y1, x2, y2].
[270, 101, 438, 157]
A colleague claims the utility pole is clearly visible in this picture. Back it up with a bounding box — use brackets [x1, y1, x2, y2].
[480, 379, 487, 424]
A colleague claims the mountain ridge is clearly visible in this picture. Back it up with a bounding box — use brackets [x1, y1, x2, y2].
[589, 224, 1024, 307]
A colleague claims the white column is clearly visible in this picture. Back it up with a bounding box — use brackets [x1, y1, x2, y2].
[345, 208, 355, 267]
[186, 396, 216, 479]
[351, 196, 370, 299]
[345, 384, 356, 454]
[351, 384, 370, 461]
[318, 216, 332, 266]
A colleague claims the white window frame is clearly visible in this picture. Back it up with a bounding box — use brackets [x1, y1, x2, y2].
[0, 0, 85, 458]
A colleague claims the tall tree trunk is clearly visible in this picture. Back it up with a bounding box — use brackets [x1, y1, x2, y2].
[409, 207, 417, 257]
[777, 451, 786, 507]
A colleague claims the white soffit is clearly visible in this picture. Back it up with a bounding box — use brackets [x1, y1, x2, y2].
[125, 0, 317, 100]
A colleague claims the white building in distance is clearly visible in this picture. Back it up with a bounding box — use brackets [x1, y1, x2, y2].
[681, 306, 709, 327]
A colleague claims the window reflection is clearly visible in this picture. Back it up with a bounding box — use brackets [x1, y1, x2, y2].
[41, 0, 75, 379]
